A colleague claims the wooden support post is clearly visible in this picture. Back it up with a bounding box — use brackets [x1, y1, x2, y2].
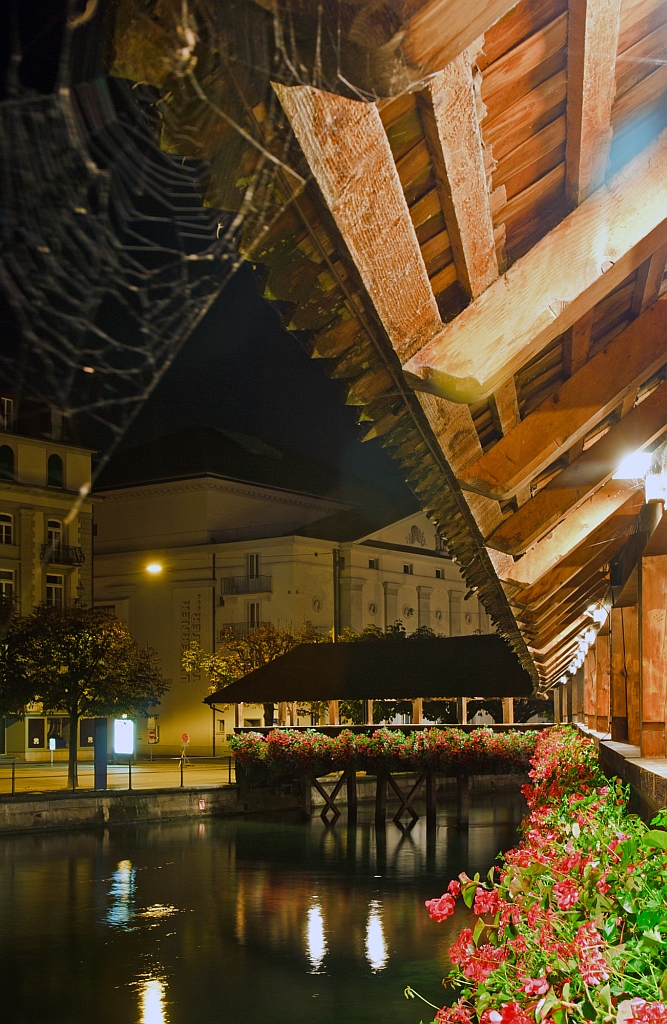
[234, 703, 244, 729]
[457, 697, 468, 724]
[572, 666, 584, 724]
[584, 647, 597, 729]
[457, 776, 470, 829]
[375, 772, 388, 825]
[289, 701, 298, 727]
[426, 772, 437, 829]
[596, 632, 610, 735]
[640, 555, 667, 757]
[553, 686, 561, 724]
[502, 698, 514, 724]
[328, 700, 340, 726]
[363, 699, 374, 726]
[611, 606, 640, 743]
[346, 769, 358, 822]
[278, 702, 287, 727]
[411, 698, 424, 725]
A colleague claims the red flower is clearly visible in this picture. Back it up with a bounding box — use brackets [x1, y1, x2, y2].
[474, 887, 499, 915]
[435, 1000, 474, 1024]
[522, 978, 549, 996]
[482, 1003, 534, 1024]
[552, 878, 579, 910]
[425, 893, 457, 922]
[629, 1001, 667, 1024]
[448, 880, 462, 897]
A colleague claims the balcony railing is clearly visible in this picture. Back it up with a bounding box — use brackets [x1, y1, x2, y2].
[40, 544, 85, 566]
[219, 622, 272, 639]
[221, 574, 272, 595]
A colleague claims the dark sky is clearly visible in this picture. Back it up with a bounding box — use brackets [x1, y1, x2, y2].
[124, 262, 415, 507]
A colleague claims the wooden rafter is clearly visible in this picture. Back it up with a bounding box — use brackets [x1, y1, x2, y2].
[565, 0, 623, 207]
[487, 380, 667, 554]
[401, 0, 522, 75]
[458, 296, 667, 499]
[402, 128, 667, 403]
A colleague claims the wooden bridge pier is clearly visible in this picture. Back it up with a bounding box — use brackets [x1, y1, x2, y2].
[311, 770, 471, 828]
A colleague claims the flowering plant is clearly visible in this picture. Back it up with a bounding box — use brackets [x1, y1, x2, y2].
[229, 727, 537, 780]
[414, 728, 667, 1024]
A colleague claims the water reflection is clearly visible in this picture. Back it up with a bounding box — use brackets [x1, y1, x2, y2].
[107, 859, 136, 929]
[306, 901, 327, 972]
[0, 789, 526, 1024]
[138, 978, 168, 1024]
[365, 901, 388, 972]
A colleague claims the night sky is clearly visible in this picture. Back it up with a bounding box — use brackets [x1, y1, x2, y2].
[125, 262, 415, 506]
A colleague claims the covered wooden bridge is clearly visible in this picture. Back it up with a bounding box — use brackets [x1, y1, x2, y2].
[113, 0, 667, 754]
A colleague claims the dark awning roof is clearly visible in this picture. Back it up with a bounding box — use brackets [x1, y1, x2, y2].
[204, 635, 533, 704]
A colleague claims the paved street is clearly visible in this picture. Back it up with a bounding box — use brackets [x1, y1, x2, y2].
[0, 757, 236, 795]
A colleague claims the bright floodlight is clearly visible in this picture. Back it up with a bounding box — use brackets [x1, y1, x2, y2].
[114, 718, 135, 755]
[146, 563, 162, 574]
[613, 450, 652, 479]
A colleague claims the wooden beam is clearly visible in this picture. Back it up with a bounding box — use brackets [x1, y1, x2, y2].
[458, 297, 667, 499]
[274, 84, 441, 365]
[565, 0, 622, 207]
[401, 0, 521, 76]
[500, 480, 641, 588]
[562, 309, 594, 377]
[489, 378, 521, 436]
[402, 128, 667, 403]
[487, 380, 667, 554]
[417, 55, 498, 299]
[631, 243, 667, 316]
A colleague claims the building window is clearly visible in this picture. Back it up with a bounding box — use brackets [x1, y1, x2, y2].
[403, 563, 413, 575]
[247, 601, 261, 628]
[0, 514, 12, 545]
[368, 558, 379, 570]
[46, 574, 64, 608]
[47, 519, 63, 560]
[0, 398, 14, 433]
[0, 445, 14, 481]
[435, 568, 444, 579]
[247, 553, 260, 579]
[47, 453, 63, 488]
[0, 569, 14, 601]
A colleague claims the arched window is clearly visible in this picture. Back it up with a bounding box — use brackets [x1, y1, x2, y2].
[0, 446, 14, 480]
[47, 453, 63, 488]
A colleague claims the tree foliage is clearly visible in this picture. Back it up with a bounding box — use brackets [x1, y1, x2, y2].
[0, 606, 168, 784]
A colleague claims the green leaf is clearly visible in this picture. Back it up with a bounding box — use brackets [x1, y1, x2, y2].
[538, 991, 560, 1020]
[473, 918, 486, 946]
[642, 830, 667, 850]
[637, 909, 663, 929]
[660, 969, 667, 1001]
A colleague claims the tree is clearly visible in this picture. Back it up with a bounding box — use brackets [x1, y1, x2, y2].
[0, 606, 168, 787]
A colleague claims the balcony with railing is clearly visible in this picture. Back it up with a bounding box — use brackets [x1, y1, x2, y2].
[40, 544, 86, 566]
[219, 622, 272, 639]
[221, 574, 272, 596]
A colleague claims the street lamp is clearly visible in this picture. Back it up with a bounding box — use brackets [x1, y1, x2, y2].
[146, 563, 162, 575]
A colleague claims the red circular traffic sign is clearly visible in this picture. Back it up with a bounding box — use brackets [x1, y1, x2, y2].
[181, 733, 189, 743]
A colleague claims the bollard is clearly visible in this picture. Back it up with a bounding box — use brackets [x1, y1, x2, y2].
[11, 760, 15, 796]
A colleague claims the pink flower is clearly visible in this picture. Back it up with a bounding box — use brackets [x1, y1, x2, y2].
[629, 1001, 667, 1024]
[448, 880, 462, 897]
[522, 978, 549, 996]
[482, 1004, 533, 1024]
[552, 878, 579, 910]
[435, 1000, 474, 1024]
[474, 887, 499, 915]
[596, 875, 610, 896]
[425, 892, 457, 922]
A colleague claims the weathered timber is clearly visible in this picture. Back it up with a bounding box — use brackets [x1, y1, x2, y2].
[631, 243, 667, 315]
[401, 0, 522, 75]
[487, 380, 667, 554]
[457, 297, 667, 499]
[402, 129, 667, 403]
[565, 0, 622, 206]
[417, 54, 498, 298]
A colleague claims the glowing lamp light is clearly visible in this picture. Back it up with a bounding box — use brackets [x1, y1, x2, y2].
[587, 604, 608, 626]
[146, 563, 163, 575]
[114, 718, 135, 755]
[613, 450, 652, 480]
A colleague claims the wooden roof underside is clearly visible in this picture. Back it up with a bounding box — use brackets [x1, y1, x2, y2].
[112, 0, 667, 691]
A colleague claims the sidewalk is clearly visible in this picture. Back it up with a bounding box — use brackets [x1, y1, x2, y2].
[0, 757, 235, 796]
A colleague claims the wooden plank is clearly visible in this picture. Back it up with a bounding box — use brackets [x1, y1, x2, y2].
[401, 0, 522, 76]
[596, 631, 610, 732]
[402, 128, 667, 404]
[631, 243, 667, 315]
[457, 297, 667, 499]
[562, 309, 594, 376]
[274, 84, 441, 365]
[487, 380, 667, 553]
[481, 14, 567, 115]
[489, 378, 521, 435]
[565, 0, 623, 206]
[417, 55, 498, 299]
[640, 554, 667, 756]
[500, 479, 640, 587]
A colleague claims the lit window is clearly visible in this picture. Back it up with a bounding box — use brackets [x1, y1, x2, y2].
[0, 569, 14, 601]
[46, 574, 64, 608]
[47, 453, 63, 488]
[0, 445, 14, 481]
[0, 514, 12, 545]
[47, 519, 63, 561]
[368, 558, 379, 570]
[0, 398, 14, 433]
[403, 563, 413, 575]
[247, 553, 260, 579]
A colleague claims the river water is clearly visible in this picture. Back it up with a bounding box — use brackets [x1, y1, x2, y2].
[0, 791, 525, 1024]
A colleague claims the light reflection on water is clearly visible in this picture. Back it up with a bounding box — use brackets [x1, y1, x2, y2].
[0, 791, 525, 1024]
